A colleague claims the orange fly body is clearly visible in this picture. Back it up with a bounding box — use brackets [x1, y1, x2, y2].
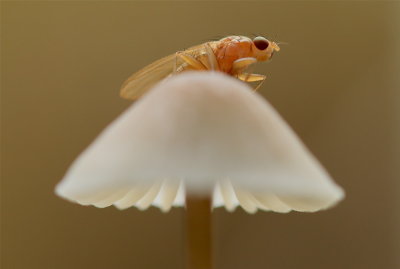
[120, 35, 280, 100]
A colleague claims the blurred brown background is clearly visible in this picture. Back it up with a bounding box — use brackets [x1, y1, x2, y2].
[1, 1, 399, 269]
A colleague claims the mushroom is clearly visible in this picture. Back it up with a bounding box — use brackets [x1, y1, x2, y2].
[55, 72, 344, 268]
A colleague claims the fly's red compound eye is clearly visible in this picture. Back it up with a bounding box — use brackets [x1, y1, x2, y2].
[253, 37, 269, 50]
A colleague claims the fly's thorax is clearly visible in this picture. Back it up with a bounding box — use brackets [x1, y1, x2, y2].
[213, 36, 254, 73]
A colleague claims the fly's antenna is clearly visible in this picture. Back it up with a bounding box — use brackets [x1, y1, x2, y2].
[269, 33, 288, 46]
[276, 41, 289, 46]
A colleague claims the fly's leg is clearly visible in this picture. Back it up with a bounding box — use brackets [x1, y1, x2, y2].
[232, 57, 257, 75]
[252, 74, 267, 91]
[232, 57, 266, 91]
[176, 52, 207, 71]
[204, 43, 219, 71]
[196, 43, 219, 71]
[237, 73, 266, 82]
[237, 73, 266, 91]
[174, 52, 180, 74]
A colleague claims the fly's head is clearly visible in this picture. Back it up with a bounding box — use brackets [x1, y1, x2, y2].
[252, 36, 280, 62]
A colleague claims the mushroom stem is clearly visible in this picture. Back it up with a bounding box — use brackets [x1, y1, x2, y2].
[185, 194, 213, 269]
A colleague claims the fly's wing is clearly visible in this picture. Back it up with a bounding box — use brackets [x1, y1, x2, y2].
[120, 43, 216, 100]
[120, 53, 179, 100]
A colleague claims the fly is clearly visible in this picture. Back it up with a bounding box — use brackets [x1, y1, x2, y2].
[120, 35, 280, 100]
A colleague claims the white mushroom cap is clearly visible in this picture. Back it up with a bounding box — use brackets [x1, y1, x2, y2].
[56, 72, 344, 213]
